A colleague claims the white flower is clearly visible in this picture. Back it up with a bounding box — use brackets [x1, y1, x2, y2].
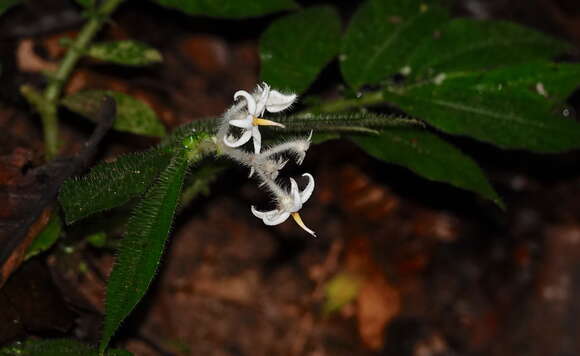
[223, 83, 297, 154]
[251, 173, 316, 237]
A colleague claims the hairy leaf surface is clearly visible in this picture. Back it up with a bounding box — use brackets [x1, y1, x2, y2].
[341, 0, 449, 88]
[260, 6, 341, 93]
[153, 0, 297, 18]
[99, 153, 188, 353]
[351, 129, 501, 206]
[59, 149, 172, 224]
[62, 90, 166, 137]
[87, 40, 162, 66]
[383, 63, 580, 152]
[404, 19, 571, 81]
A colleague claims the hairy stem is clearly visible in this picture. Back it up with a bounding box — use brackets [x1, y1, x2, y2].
[32, 0, 125, 159]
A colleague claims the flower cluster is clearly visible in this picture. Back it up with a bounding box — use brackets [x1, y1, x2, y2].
[216, 83, 316, 237]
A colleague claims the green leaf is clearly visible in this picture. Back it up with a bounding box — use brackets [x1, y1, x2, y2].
[404, 19, 571, 81]
[0, 338, 131, 356]
[62, 90, 166, 137]
[25, 214, 62, 260]
[153, 0, 298, 18]
[59, 148, 173, 224]
[351, 128, 502, 206]
[100, 153, 188, 353]
[75, 0, 94, 9]
[0, 0, 21, 17]
[86, 40, 163, 66]
[341, 0, 449, 88]
[260, 6, 341, 93]
[382, 63, 580, 152]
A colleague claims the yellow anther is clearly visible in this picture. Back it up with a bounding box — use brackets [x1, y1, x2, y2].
[252, 117, 285, 128]
[291, 212, 316, 237]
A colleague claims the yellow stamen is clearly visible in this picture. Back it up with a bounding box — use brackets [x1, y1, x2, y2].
[291, 212, 316, 237]
[252, 117, 285, 128]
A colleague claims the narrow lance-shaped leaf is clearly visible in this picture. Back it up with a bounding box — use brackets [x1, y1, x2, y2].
[341, 0, 449, 88]
[350, 128, 502, 207]
[62, 90, 166, 137]
[0, 338, 132, 356]
[99, 152, 188, 353]
[87, 40, 163, 66]
[382, 62, 580, 152]
[153, 0, 298, 18]
[404, 19, 571, 81]
[260, 6, 341, 94]
[59, 148, 173, 224]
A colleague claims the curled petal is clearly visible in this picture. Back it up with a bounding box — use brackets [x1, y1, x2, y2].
[265, 90, 297, 113]
[234, 90, 257, 114]
[251, 205, 277, 219]
[255, 83, 270, 116]
[229, 116, 253, 129]
[223, 129, 252, 148]
[289, 178, 302, 211]
[252, 126, 262, 154]
[263, 211, 291, 226]
[299, 173, 315, 203]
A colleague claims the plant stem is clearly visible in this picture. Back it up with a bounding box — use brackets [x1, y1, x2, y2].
[36, 0, 125, 159]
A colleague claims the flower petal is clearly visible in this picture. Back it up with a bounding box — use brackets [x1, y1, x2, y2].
[251, 205, 277, 219]
[234, 90, 257, 114]
[299, 173, 315, 203]
[229, 116, 253, 129]
[255, 83, 270, 116]
[263, 211, 291, 225]
[223, 129, 252, 148]
[265, 90, 297, 113]
[289, 178, 302, 211]
[252, 126, 262, 154]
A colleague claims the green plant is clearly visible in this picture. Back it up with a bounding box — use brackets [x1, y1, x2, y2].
[2, 0, 580, 354]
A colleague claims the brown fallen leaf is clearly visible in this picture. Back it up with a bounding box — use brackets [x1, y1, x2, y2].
[0, 97, 116, 288]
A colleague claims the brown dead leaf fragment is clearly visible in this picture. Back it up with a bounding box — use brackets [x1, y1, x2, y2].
[343, 237, 402, 350]
[0, 97, 116, 288]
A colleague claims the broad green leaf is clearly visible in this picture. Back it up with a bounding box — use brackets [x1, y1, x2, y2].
[25, 214, 62, 260]
[62, 90, 166, 137]
[87, 40, 163, 66]
[341, 0, 449, 88]
[0, 0, 21, 16]
[100, 153, 188, 353]
[382, 63, 580, 152]
[351, 128, 502, 206]
[59, 148, 173, 224]
[0, 338, 131, 356]
[454, 61, 580, 102]
[153, 0, 297, 18]
[404, 19, 571, 81]
[260, 6, 341, 93]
